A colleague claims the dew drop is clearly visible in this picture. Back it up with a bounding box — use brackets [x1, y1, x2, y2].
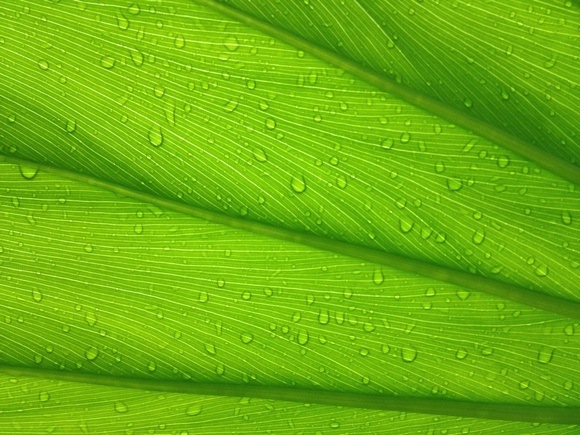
[464, 98, 473, 108]
[65, 119, 77, 133]
[117, 14, 129, 30]
[223, 99, 239, 113]
[205, 343, 216, 355]
[38, 59, 49, 70]
[472, 229, 485, 245]
[114, 401, 128, 413]
[128, 3, 140, 15]
[85, 346, 99, 361]
[100, 55, 116, 69]
[39, 391, 50, 402]
[447, 178, 463, 191]
[19, 164, 39, 180]
[291, 175, 306, 193]
[297, 330, 309, 345]
[174, 34, 185, 49]
[265, 118, 276, 130]
[186, 404, 203, 416]
[399, 217, 414, 233]
[32, 288, 43, 302]
[401, 346, 417, 363]
[561, 211, 572, 225]
[537, 347, 554, 364]
[535, 263, 549, 277]
[455, 349, 468, 360]
[336, 175, 347, 189]
[400, 132, 411, 143]
[318, 309, 329, 325]
[497, 155, 510, 168]
[252, 148, 268, 162]
[381, 138, 394, 149]
[223, 35, 239, 51]
[241, 332, 254, 344]
[147, 361, 157, 372]
[372, 268, 384, 285]
[435, 161, 445, 173]
[148, 126, 163, 147]
[130, 50, 143, 67]
[154, 84, 165, 98]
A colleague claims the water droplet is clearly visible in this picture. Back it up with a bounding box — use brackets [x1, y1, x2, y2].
[447, 178, 463, 191]
[39, 391, 50, 402]
[148, 126, 163, 147]
[85, 346, 99, 361]
[457, 290, 470, 301]
[497, 155, 510, 168]
[65, 119, 77, 133]
[336, 175, 347, 189]
[252, 148, 268, 162]
[401, 346, 417, 363]
[174, 34, 185, 49]
[464, 98, 473, 108]
[308, 70, 318, 84]
[186, 404, 203, 416]
[32, 288, 43, 302]
[147, 361, 157, 372]
[455, 349, 468, 360]
[318, 310, 329, 325]
[265, 118, 276, 130]
[134, 223, 143, 234]
[381, 138, 394, 149]
[297, 330, 309, 345]
[115, 401, 128, 413]
[223, 35, 239, 51]
[363, 322, 375, 333]
[241, 332, 253, 344]
[19, 164, 38, 180]
[205, 343, 216, 355]
[154, 84, 165, 98]
[399, 217, 414, 233]
[537, 347, 554, 364]
[372, 268, 384, 285]
[117, 13, 129, 30]
[435, 161, 445, 173]
[535, 263, 549, 277]
[241, 291, 251, 301]
[561, 211, 572, 225]
[223, 99, 239, 113]
[7, 113, 16, 123]
[472, 229, 485, 245]
[400, 132, 411, 143]
[128, 3, 140, 15]
[38, 59, 49, 70]
[84, 244, 93, 253]
[291, 175, 306, 193]
[100, 55, 116, 69]
[130, 50, 143, 67]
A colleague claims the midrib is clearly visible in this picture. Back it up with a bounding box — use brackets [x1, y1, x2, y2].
[191, 0, 580, 186]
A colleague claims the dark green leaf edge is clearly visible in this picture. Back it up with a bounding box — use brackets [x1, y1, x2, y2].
[2, 154, 578, 321]
[2, 366, 579, 425]
[192, 0, 580, 186]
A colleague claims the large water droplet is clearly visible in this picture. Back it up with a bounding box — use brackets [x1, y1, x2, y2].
[537, 347, 554, 364]
[114, 401, 129, 413]
[32, 288, 43, 302]
[130, 49, 144, 67]
[100, 55, 116, 69]
[241, 332, 253, 344]
[148, 126, 163, 147]
[223, 99, 239, 113]
[297, 330, 309, 345]
[401, 346, 417, 363]
[447, 178, 463, 191]
[38, 59, 49, 70]
[291, 175, 306, 193]
[174, 34, 185, 49]
[19, 164, 39, 180]
[472, 229, 485, 245]
[186, 404, 203, 416]
[372, 268, 384, 285]
[223, 35, 239, 51]
[85, 346, 99, 361]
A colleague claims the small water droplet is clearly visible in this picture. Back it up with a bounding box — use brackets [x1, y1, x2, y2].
[241, 332, 254, 344]
[297, 330, 309, 345]
[535, 263, 549, 277]
[38, 59, 49, 70]
[65, 119, 77, 133]
[100, 55, 116, 69]
[401, 346, 417, 363]
[561, 211, 572, 225]
[336, 175, 347, 189]
[497, 155, 510, 168]
[130, 49, 143, 67]
[115, 401, 128, 413]
[372, 268, 384, 285]
[128, 3, 140, 15]
[291, 175, 306, 193]
[457, 290, 470, 301]
[318, 309, 329, 325]
[464, 98, 473, 108]
[205, 343, 216, 355]
[252, 148, 268, 162]
[265, 118, 276, 130]
[435, 161, 445, 173]
[456, 349, 468, 360]
[147, 361, 157, 372]
[223, 99, 239, 113]
[223, 35, 239, 51]
[174, 34, 185, 49]
[400, 132, 411, 143]
[186, 404, 203, 416]
[381, 138, 394, 149]
[117, 13, 129, 30]
[39, 391, 50, 402]
[447, 178, 463, 191]
[85, 346, 99, 361]
[472, 229, 485, 245]
[19, 164, 39, 180]
[154, 84, 165, 98]
[84, 244, 94, 253]
[399, 217, 414, 233]
[32, 288, 43, 302]
[148, 126, 163, 147]
[537, 347, 554, 364]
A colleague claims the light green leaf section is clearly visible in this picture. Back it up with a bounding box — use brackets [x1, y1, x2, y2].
[0, 0, 579, 432]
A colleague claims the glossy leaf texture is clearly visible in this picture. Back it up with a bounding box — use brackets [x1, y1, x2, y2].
[0, 1, 578, 433]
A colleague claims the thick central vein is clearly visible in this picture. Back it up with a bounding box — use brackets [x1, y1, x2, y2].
[190, 0, 580, 185]
[2, 154, 578, 319]
[2, 366, 579, 424]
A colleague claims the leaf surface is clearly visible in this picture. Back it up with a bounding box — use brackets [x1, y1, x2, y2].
[0, 0, 578, 433]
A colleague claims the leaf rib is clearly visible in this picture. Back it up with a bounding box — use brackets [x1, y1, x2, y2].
[2, 366, 579, 425]
[191, 0, 580, 185]
[2, 154, 578, 320]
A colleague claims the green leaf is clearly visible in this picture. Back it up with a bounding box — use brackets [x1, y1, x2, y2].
[0, 0, 578, 433]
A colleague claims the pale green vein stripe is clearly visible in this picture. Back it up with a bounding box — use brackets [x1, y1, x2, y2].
[191, 0, 580, 185]
[2, 155, 579, 320]
[2, 366, 578, 425]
